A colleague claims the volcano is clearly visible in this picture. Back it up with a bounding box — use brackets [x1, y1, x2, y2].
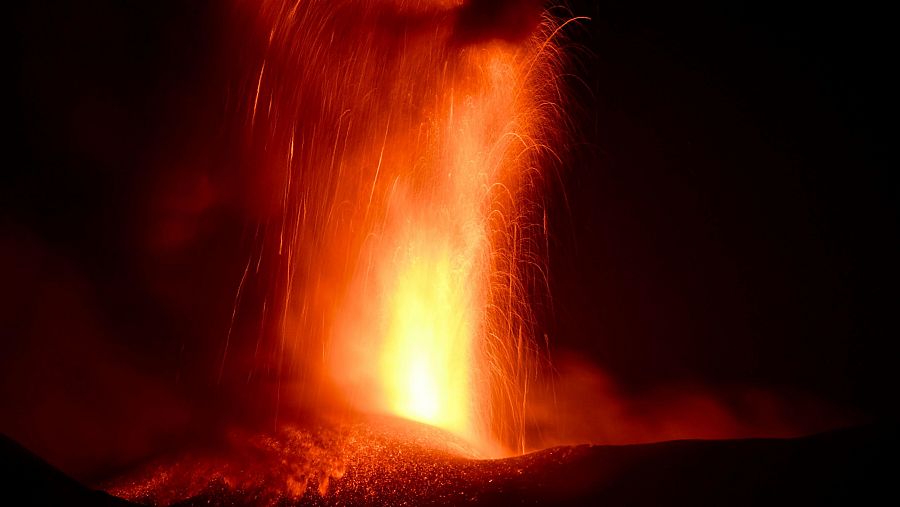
[3, 421, 893, 506]
[6, 1, 896, 506]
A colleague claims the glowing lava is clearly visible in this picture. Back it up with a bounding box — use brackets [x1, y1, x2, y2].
[381, 242, 477, 435]
[232, 0, 575, 456]
[330, 42, 550, 455]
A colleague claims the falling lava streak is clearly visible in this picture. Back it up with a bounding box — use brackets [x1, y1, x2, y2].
[225, 0, 576, 457]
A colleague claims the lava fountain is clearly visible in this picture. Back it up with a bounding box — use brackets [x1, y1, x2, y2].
[227, 0, 576, 456]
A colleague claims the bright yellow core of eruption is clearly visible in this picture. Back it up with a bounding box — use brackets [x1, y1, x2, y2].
[381, 250, 474, 436]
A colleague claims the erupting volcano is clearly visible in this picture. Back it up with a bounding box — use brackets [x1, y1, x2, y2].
[6, 0, 893, 505]
[217, 0, 575, 456]
[100, 1, 580, 501]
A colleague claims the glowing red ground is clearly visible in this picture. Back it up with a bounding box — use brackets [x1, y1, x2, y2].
[97, 416, 892, 506]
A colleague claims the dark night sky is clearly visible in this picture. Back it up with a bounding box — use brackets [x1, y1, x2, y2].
[4, 0, 897, 479]
[547, 0, 896, 414]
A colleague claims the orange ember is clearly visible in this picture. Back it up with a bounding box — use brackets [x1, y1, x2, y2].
[230, 0, 576, 456]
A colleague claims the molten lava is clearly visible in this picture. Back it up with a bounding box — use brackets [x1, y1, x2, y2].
[229, 0, 574, 456]
[380, 243, 478, 437]
[332, 43, 551, 454]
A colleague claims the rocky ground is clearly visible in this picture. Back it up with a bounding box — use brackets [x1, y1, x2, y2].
[3, 416, 894, 506]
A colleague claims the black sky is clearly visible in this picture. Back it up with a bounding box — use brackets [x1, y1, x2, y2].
[547, 0, 895, 415]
